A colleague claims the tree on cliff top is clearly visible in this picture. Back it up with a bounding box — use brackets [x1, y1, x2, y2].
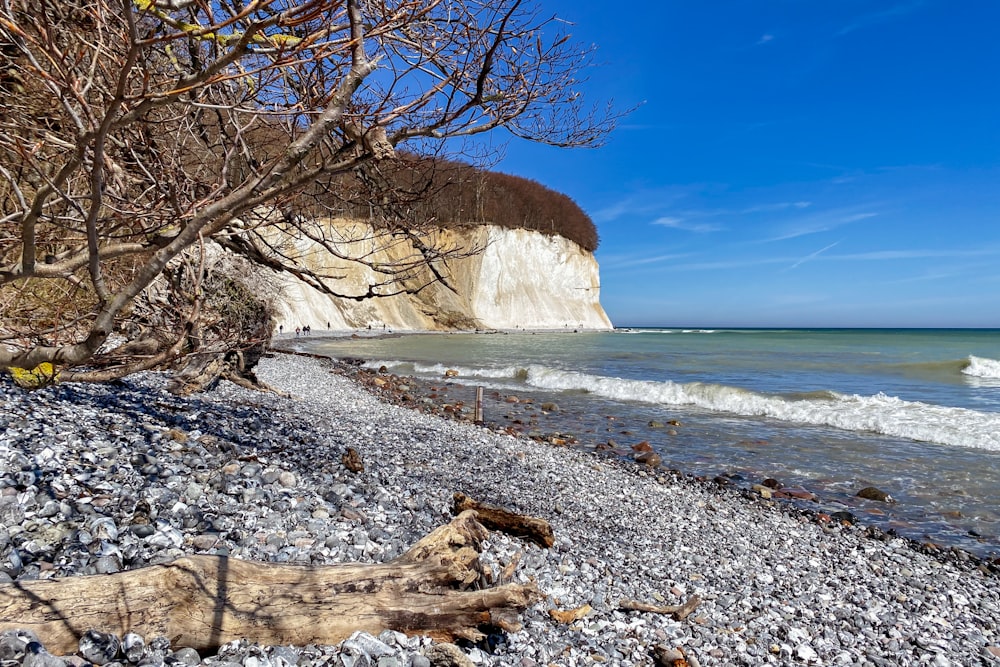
[0, 0, 617, 382]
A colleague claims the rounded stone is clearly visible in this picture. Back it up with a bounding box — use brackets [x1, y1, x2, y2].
[79, 630, 121, 665]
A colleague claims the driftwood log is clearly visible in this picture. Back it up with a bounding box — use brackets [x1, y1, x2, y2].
[451, 493, 554, 548]
[618, 595, 702, 621]
[0, 511, 541, 656]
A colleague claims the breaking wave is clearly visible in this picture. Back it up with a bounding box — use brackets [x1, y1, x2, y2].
[962, 355, 1000, 379]
[520, 366, 1000, 451]
[364, 359, 1000, 450]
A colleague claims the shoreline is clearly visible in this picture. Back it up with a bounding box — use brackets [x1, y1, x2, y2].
[326, 353, 1000, 570]
[2, 352, 1000, 665]
[275, 338, 1000, 566]
[274, 323, 620, 337]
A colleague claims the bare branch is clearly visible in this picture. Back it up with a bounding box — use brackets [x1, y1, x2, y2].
[0, 0, 618, 378]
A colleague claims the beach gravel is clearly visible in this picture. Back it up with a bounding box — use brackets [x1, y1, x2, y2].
[2, 352, 999, 666]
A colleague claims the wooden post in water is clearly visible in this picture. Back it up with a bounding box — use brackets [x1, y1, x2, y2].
[475, 386, 484, 423]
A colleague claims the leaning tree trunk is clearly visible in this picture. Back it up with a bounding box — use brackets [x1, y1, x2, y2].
[0, 511, 541, 656]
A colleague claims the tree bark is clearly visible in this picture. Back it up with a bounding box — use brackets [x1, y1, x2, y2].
[0, 511, 541, 656]
[452, 493, 555, 549]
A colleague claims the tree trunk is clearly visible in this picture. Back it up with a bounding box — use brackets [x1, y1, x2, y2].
[0, 511, 541, 656]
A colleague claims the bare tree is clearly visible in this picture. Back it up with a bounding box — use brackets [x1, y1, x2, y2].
[0, 0, 616, 382]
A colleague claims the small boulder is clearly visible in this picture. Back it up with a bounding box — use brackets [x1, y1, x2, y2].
[423, 642, 475, 667]
[857, 486, 894, 503]
[631, 441, 653, 453]
[784, 488, 818, 502]
[342, 447, 364, 473]
[635, 451, 662, 467]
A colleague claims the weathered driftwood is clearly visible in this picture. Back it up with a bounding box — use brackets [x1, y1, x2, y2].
[451, 493, 555, 549]
[0, 511, 541, 656]
[618, 595, 702, 621]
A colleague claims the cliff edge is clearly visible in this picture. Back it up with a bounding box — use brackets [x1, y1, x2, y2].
[269, 221, 612, 332]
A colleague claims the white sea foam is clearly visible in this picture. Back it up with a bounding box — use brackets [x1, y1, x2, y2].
[411, 361, 525, 379]
[962, 355, 1000, 379]
[522, 366, 1000, 451]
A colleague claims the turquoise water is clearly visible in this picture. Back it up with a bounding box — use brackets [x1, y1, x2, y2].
[298, 328, 1000, 558]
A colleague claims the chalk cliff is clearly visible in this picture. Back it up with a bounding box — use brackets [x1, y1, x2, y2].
[268, 221, 612, 332]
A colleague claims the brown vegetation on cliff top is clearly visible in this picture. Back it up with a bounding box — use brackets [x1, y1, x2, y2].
[301, 157, 599, 252]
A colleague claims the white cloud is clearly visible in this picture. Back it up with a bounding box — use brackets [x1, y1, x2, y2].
[652, 216, 684, 228]
[840, 212, 878, 223]
[756, 34, 775, 46]
[652, 216, 723, 233]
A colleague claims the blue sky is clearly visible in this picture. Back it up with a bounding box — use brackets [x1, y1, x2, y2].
[496, 1, 1000, 328]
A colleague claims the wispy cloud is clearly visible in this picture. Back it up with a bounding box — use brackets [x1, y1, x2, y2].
[764, 207, 879, 242]
[837, 2, 926, 36]
[839, 213, 878, 223]
[671, 257, 790, 272]
[756, 34, 775, 46]
[601, 251, 693, 271]
[835, 247, 997, 261]
[741, 201, 812, 214]
[786, 241, 840, 270]
[652, 216, 724, 233]
[591, 188, 694, 224]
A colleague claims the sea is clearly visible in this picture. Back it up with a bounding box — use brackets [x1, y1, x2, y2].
[296, 327, 1000, 560]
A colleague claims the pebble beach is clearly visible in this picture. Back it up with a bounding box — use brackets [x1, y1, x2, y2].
[2, 351, 1000, 666]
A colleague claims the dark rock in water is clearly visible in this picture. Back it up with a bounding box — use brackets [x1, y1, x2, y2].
[783, 488, 817, 501]
[631, 441, 653, 453]
[648, 420, 665, 429]
[79, 630, 120, 665]
[635, 451, 662, 467]
[540, 402, 559, 412]
[762, 478, 782, 490]
[857, 487, 894, 503]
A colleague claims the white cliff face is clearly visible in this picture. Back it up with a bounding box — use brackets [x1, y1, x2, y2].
[469, 227, 611, 330]
[269, 221, 612, 332]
